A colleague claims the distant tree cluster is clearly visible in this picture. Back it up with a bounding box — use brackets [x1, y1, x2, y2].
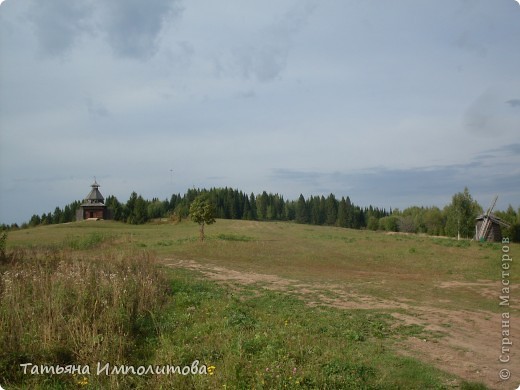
[105, 188, 388, 229]
[2, 200, 82, 230]
[4, 187, 519, 242]
[379, 188, 482, 237]
[378, 188, 520, 242]
[495, 206, 520, 243]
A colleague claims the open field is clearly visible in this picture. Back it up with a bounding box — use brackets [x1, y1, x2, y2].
[2, 219, 519, 389]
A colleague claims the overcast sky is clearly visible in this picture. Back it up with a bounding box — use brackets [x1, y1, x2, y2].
[1, 0, 519, 224]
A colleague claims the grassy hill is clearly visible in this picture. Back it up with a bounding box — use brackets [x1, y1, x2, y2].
[2, 219, 518, 389]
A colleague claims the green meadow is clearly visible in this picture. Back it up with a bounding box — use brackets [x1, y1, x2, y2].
[1, 219, 517, 389]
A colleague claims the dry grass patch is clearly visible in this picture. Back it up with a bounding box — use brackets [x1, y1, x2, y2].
[0, 247, 168, 388]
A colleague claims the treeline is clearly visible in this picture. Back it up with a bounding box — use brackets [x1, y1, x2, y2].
[106, 188, 389, 229]
[24, 201, 82, 228]
[3, 187, 520, 242]
[6, 188, 386, 230]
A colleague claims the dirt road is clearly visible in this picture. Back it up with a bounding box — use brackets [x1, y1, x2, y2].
[166, 258, 519, 389]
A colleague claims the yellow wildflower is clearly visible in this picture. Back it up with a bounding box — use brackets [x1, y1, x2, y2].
[76, 376, 89, 386]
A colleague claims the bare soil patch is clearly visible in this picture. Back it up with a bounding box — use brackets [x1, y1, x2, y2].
[439, 280, 500, 300]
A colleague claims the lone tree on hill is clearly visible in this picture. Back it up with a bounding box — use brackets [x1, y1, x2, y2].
[189, 195, 216, 242]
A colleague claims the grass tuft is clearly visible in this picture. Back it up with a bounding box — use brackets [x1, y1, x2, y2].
[460, 380, 489, 389]
[432, 238, 471, 248]
[64, 232, 111, 250]
[216, 233, 255, 242]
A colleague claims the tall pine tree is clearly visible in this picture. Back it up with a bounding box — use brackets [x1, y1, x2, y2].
[295, 194, 309, 224]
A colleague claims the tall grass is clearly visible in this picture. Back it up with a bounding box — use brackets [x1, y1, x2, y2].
[0, 247, 168, 388]
[0, 230, 7, 261]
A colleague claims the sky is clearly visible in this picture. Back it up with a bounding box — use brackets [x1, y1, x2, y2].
[1, 0, 519, 225]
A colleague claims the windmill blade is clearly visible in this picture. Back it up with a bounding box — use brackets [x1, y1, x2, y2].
[477, 195, 498, 241]
[486, 195, 498, 217]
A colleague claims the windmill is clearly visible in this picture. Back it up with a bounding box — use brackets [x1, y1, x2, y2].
[475, 195, 510, 242]
[476, 195, 498, 241]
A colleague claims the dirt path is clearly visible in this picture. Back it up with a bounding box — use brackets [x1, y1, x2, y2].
[165, 259, 519, 389]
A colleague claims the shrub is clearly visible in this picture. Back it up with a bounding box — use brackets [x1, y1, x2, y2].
[398, 216, 417, 233]
[379, 216, 399, 232]
[367, 216, 379, 231]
